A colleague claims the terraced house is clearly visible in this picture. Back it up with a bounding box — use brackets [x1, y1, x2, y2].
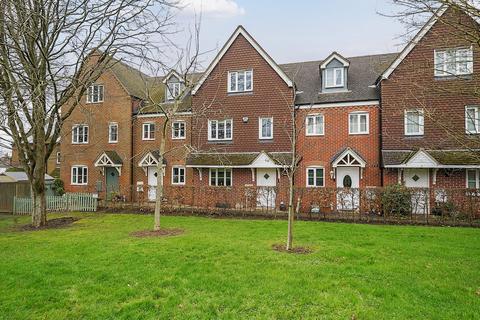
[55, 6, 479, 211]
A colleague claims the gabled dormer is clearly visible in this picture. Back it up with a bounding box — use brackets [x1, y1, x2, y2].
[320, 52, 350, 93]
[163, 70, 185, 102]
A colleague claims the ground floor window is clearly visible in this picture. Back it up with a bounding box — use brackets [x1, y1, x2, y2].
[467, 169, 479, 189]
[209, 168, 232, 187]
[71, 166, 88, 185]
[172, 166, 186, 185]
[306, 167, 324, 187]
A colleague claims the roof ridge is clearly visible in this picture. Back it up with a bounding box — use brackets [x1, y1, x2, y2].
[279, 52, 399, 67]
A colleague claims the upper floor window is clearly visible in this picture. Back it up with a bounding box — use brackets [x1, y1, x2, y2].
[466, 106, 480, 134]
[228, 70, 253, 93]
[108, 123, 118, 143]
[142, 123, 155, 140]
[87, 84, 104, 103]
[166, 82, 181, 101]
[71, 166, 88, 185]
[325, 68, 344, 88]
[72, 125, 89, 144]
[404, 109, 424, 136]
[172, 121, 186, 139]
[259, 117, 273, 139]
[434, 47, 473, 77]
[306, 114, 324, 136]
[172, 166, 186, 185]
[208, 119, 232, 141]
[209, 168, 232, 187]
[349, 112, 369, 135]
[306, 167, 324, 187]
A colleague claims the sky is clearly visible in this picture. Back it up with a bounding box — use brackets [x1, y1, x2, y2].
[172, 0, 407, 67]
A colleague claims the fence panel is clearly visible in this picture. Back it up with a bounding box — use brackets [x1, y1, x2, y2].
[13, 193, 97, 215]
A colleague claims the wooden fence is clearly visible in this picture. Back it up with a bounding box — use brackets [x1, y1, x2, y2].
[13, 193, 98, 215]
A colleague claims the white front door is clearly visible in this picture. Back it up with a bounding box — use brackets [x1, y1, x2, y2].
[404, 168, 429, 214]
[147, 167, 158, 201]
[256, 168, 277, 208]
[336, 167, 360, 210]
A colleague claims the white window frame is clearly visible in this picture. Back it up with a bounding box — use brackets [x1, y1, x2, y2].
[305, 114, 325, 136]
[465, 106, 480, 134]
[172, 121, 186, 140]
[166, 82, 181, 101]
[227, 70, 253, 93]
[142, 122, 155, 141]
[86, 84, 104, 103]
[208, 119, 233, 141]
[306, 167, 325, 188]
[434, 47, 473, 77]
[108, 122, 118, 143]
[348, 112, 369, 135]
[72, 125, 89, 144]
[56, 152, 61, 165]
[325, 67, 344, 88]
[171, 166, 186, 185]
[404, 109, 425, 136]
[466, 169, 479, 189]
[209, 168, 232, 187]
[71, 166, 88, 185]
[259, 117, 273, 140]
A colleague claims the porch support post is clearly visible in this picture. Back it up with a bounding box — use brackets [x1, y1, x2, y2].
[197, 168, 203, 181]
[276, 168, 281, 182]
[398, 168, 403, 184]
[251, 168, 255, 182]
[432, 169, 438, 185]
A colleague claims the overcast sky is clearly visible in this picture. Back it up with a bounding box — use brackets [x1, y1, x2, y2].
[172, 0, 406, 67]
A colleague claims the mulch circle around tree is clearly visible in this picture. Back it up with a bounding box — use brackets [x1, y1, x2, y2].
[19, 217, 80, 231]
[272, 243, 313, 255]
[130, 228, 185, 238]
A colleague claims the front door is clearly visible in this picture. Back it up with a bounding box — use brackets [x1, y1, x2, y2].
[256, 168, 277, 208]
[105, 167, 119, 200]
[336, 167, 360, 210]
[404, 168, 429, 214]
[147, 167, 158, 201]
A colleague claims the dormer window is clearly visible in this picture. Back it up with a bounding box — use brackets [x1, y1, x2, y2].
[320, 52, 349, 92]
[166, 82, 181, 101]
[325, 68, 344, 88]
[228, 70, 253, 93]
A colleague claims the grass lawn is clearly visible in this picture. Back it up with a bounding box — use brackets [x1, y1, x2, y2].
[0, 213, 479, 319]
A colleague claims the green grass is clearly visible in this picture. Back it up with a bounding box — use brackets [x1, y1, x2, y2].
[0, 213, 479, 319]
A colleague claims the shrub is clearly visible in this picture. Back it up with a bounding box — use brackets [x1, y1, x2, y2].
[381, 184, 411, 216]
[52, 179, 65, 196]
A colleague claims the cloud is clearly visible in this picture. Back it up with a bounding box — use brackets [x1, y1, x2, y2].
[179, 0, 245, 17]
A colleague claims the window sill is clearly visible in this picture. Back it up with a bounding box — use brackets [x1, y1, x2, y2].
[142, 138, 156, 141]
[85, 101, 104, 104]
[348, 132, 369, 136]
[306, 134, 325, 137]
[71, 143, 89, 145]
[207, 140, 233, 144]
[404, 134, 424, 138]
[108, 141, 118, 144]
[306, 185, 325, 188]
[434, 74, 472, 81]
[227, 91, 253, 96]
[172, 137, 186, 140]
[259, 138, 273, 141]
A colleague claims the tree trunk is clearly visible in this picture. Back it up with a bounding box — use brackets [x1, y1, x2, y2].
[31, 170, 47, 228]
[154, 139, 166, 231]
[286, 174, 294, 251]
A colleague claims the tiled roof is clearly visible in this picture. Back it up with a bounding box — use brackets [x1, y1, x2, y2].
[186, 152, 293, 167]
[382, 150, 480, 166]
[280, 53, 397, 105]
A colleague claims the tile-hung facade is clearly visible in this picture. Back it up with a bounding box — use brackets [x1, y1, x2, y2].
[57, 6, 480, 207]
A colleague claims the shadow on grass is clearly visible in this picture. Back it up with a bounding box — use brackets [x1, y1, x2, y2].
[130, 228, 185, 238]
[272, 243, 313, 254]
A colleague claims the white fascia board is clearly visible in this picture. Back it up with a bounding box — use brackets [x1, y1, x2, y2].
[191, 26, 293, 95]
[136, 111, 193, 118]
[381, 6, 448, 80]
[320, 52, 350, 69]
[297, 100, 379, 110]
[385, 164, 480, 169]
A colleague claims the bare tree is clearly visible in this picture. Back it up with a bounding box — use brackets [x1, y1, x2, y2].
[0, 0, 177, 227]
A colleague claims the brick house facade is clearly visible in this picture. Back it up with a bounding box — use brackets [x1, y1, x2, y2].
[380, 7, 480, 194]
[46, 6, 479, 211]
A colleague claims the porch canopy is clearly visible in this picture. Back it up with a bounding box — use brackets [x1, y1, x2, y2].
[138, 150, 167, 175]
[382, 149, 480, 169]
[94, 151, 123, 175]
[186, 151, 293, 181]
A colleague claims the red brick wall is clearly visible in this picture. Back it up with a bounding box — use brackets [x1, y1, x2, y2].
[191, 34, 294, 153]
[60, 68, 134, 199]
[381, 7, 480, 151]
[296, 105, 382, 188]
